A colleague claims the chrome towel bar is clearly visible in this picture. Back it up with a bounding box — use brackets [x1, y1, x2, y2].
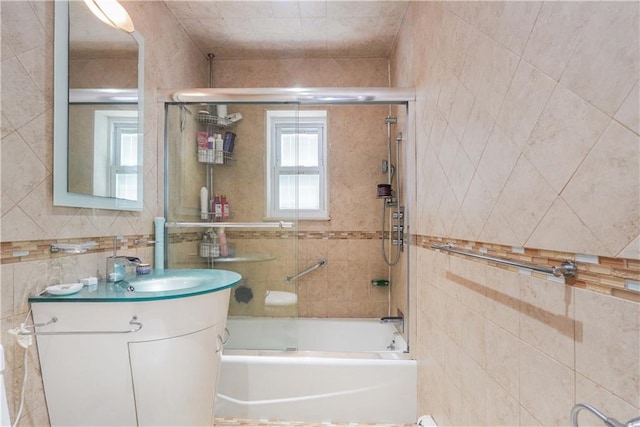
[431, 243, 576, 278]
[18, 316, 143, 336]
[571, 403, 640, 427]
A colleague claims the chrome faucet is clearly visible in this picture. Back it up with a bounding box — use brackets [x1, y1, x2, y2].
[106, 256, 140, 282]
[106, 237, 141, 282]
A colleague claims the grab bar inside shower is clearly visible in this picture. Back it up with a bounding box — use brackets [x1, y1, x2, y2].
[431, 243, 577, 278]
[286, 259, 328, 283]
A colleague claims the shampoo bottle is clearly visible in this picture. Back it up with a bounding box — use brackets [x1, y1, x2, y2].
[212, 195, 223, 221]
[207, 135, 215, 163]
[200, 187, 208, 220]
[222, 195, 230, 220]
[218, 227, 228, 257]
[214, 133, 224, 164]
[223, 132, 236, 153]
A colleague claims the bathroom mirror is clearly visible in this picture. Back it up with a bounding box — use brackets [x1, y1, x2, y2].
[54, 0, 144, 210]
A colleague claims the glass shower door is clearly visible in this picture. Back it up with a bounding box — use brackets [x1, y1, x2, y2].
[164, 102, 300, 352]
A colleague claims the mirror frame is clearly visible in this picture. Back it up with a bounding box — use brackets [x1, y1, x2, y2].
[53, 0, 144, 211]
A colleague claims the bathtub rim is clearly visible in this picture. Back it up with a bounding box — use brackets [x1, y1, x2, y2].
[223, 316, 412, 358]
[221, 349, 413, 360]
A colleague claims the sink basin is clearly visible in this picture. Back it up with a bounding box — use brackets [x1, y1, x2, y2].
[30, 269, 242, 302]
[127, 277, 205, 292]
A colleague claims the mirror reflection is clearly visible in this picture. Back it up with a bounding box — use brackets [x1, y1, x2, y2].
[54, 0, 143, 210]
[68, 103, 138, 199]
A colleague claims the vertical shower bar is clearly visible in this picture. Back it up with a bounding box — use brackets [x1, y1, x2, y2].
[207, 54, 215, 202]
[208, 53, 215, 88]
[386, 60, 393, 316]
[386, 118, 392, 186]
[382, 115, 401, 267]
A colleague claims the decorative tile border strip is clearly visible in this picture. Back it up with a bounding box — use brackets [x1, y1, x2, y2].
[415, 235, 640, 303]
[168, 230, 383, 242]
[1, 231, 383, 265]
[0, 234, 156, 265]
[6, 232, 637, 305]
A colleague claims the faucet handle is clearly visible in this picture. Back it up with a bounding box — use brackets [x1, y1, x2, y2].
[109, 263, 126, 282]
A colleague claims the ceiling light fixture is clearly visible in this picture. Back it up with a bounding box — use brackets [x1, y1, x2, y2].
[83, 0, 135, 34]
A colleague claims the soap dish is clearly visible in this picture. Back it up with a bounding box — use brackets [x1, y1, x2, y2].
[46, 283, 83, 296]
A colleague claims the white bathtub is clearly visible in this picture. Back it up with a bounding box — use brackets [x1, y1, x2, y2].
[215, 317, 417, 424]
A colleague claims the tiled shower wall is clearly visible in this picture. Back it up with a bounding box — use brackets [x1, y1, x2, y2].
[0, 1, 207, 424]
[391, 1, 639, 426]
[168, 231, 390, 318]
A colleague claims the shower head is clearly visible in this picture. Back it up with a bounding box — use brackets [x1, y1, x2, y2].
[385, 116, 397, 125]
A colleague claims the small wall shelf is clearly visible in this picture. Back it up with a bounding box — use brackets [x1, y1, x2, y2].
[213, 254, 277, 263]
[195, 112, 237, 128]
[197, 149, 233, 165]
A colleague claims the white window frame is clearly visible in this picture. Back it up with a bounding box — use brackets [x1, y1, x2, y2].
[266, 109, 329, 220]
[93, 110, 139, 200]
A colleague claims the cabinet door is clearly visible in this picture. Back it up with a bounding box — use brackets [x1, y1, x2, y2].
[129, 323, 224, 426]
[36, 334, 138, 426]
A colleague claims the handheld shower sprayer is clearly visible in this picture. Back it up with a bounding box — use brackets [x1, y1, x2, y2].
[379, 116, 403, 266]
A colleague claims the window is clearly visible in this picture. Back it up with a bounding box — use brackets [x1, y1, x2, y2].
[266, 110, 328, 219]
[93, 110, 139, 201]
[111, 120, 139, 201]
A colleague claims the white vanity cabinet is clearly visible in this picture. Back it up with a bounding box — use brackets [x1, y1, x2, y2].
[129, 321, 227, 426]
[29, 269, 239, 427]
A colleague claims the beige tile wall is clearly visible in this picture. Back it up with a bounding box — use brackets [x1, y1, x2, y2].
[0, 1, 207, 424]
[416, 248, 639, 426]
[211, 57, 389, 88]
[394, 1, 639, 258]
[392, 2, 639, 425]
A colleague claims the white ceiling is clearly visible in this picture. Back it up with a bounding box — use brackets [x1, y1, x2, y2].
[162, 1, 410, 59]
[70, 1, 138, 59]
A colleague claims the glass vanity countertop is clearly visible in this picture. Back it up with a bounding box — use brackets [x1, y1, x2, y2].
[29, 269, 241, 303]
